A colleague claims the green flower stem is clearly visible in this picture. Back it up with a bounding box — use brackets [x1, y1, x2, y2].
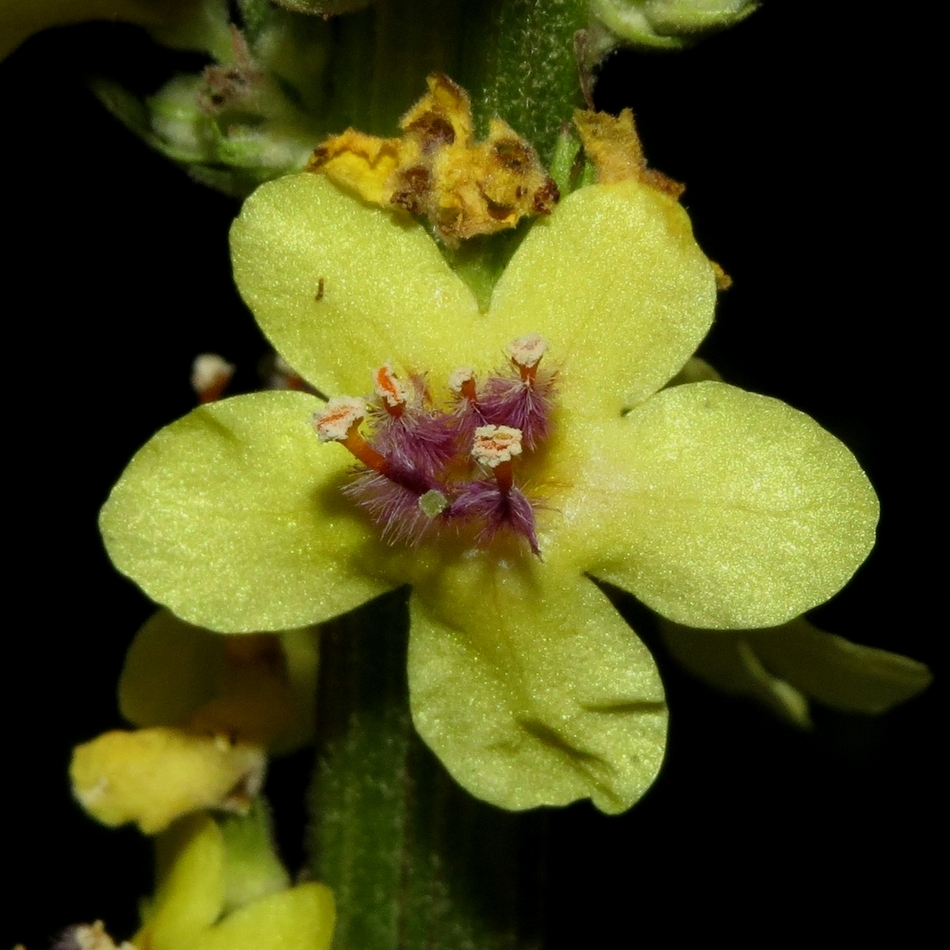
[308, 591, 546, 950]
[317, 0, 588, 158]
[459, 0, 590, 159]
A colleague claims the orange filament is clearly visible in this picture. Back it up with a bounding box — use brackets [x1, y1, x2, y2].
[314, 399, 390, 476]
[340, 428, 390, 476]
[493, 459, 514, 494]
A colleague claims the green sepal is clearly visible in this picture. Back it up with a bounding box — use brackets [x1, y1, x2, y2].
[660, 615, 932, 726]
[588, 0, 759, 58]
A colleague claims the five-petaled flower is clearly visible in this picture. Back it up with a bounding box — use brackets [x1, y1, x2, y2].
[100, 172, 878, 814]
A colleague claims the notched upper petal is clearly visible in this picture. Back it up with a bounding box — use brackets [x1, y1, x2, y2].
[230, 173, 480, 397]
[487, 180, 717, 415]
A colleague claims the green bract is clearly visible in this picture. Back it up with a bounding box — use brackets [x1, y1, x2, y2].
[100, 173, 879, 813]
[659, 616, 932, 728]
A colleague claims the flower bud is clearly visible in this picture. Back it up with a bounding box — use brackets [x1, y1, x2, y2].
[590, 0, 759, 54]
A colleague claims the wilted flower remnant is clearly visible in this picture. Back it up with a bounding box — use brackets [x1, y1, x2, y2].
[100, 142, 879, 813]
[310, 73, 559, 243]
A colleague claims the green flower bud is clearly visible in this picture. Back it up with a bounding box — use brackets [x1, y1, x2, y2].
[589, 0, 759, 54]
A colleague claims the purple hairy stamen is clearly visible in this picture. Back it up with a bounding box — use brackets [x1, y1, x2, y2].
[451, 480, 540, 555]
[317, 338, 556, 555]
[479, 367, 556, 450]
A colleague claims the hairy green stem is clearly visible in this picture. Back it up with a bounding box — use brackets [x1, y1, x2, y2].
[322, 0, 588, 158]
[308, 592, 547, 950]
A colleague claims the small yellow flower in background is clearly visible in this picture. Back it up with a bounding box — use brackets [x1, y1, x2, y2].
[135, 806, 334, 950]
[64, 611, 331, 948]
[100, 132, 879, 813]
[70, 727, 265, 835]
[70, 611, 318, 833]
[117, 610, 318, 755]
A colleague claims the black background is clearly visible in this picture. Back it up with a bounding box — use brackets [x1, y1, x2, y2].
[2, 3, 939, 947]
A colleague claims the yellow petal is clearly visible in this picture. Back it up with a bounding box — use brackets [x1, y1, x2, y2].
[230, 173, 480, 398]
[194, 883, 335, 950]
[137, 814, 225, 947]
[409, 556, 666, 814]
[308, 130, 403, 205]
[486, 181, 717, 414]
[585, 382, 879, 628]
[99, 391, 391, 633]
[70, 728, 265, 834]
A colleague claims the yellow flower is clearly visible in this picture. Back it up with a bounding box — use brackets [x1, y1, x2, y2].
[70, 612, 318, 833]
[100, 172, 877, 813]
[133, 810, 334, 950]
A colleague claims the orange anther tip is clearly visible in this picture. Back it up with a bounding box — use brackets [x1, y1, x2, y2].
[373, 363, 408, 407]
[313, 397, 367, 442]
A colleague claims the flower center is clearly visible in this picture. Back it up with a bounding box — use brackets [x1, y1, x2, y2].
[313, 334, 556, 555]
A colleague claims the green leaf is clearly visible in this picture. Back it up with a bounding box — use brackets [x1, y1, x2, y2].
[660, 615, 932, 723]
[659, 619, 813, 727]
[751, 617, 933, 714]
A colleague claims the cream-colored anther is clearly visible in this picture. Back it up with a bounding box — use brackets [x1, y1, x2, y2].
[506, 333, 548, 369]
[448, 367, 476, 394]
[313, 397, 367, 442]
[190, 353, 235, 402]
[373, 363, 408, 407]
[472, 425, 523, 467]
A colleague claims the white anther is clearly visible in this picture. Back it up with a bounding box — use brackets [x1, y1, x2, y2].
[190, 353, 235, 397]
[472, 425, 523, 467]
[506, 333, 548, 368]
[448, 367, 476, 394]
[373, 363, 408, 407]
[313, 397, 367, 442]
